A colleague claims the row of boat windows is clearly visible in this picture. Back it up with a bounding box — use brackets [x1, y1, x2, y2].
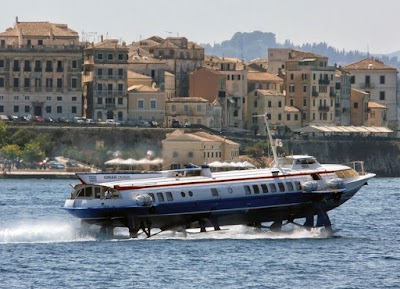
[146, 181, 302, 203]
[243, 181, 302, 195]
[74, 187, 119, 199]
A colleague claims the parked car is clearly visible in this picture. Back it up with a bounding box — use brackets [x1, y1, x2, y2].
[172, 120, 182, 128]
[32, 115, 45, 123]
[138, 120, 151, 127]
[184, 122, 192, 128]
[50, 162, 65, 169]
[105, 119, 121, 126]
[66, 160, 78, 167]
[86, 118, 96, 124]
[149, 121, 158, 127]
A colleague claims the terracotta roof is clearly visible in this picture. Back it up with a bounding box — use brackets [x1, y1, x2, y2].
[342, 58, 397, 71]
[0, 21, 78, 38]
[93, 39, 127, 50]
[168, 97, 209, 103]
[286, 50, 324, 61]
[351, 88, 369, 95]
[193, 131, 239, 145]
[284, 106, 300, 112]
[368, 102, 387, 109]
[247, 72, 283, 82]
[256, 89, 285, 96]
[127, 84, 157, 92]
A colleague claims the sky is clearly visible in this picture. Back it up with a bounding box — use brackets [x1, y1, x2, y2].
[2, 0, 400, 55]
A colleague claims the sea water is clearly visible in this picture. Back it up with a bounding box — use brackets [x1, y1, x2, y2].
[0, 178, 399, 289]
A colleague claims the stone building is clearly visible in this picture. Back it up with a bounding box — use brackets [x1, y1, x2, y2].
[82, 38, 128, 121]
[162, 130, 239, 169]
[0, 18, 82, 119]
[129, 36, 204, 97]
[342, 58, 398, 131]
[350, 88, 370, 126]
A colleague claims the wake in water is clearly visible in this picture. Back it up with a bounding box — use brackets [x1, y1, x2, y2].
[0, 220, 335, 244]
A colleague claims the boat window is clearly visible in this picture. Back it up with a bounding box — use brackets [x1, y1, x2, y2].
[188, 191, 193, 197]
[166, 192, 173, 201]
[148, 193, 155, 201]
[261, 184, 269, 193]
[311, 173, 322, 180]
[335, 169, 359, 178]
[269, 183, 277, 193]
[181, 192, 186, 198]
[252, 185, 260, 194]
[112, 190, 119, 198]
[95, 187, 101, 198]
[278, 182, 285, 192]
[157, 192, 165, 202]
[294, 181, 302, 190]
[211, 188, 219, 197]
[75, 189, 83, 198]
[84, 187, 93, 197]
[286, 182, 294, 191]
[244, 185, 251, 195]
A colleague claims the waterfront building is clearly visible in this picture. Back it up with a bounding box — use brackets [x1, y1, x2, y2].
[127, 71, 166, 125]
[350, 88, 370, 126]
[342, 58, 398, 132]
[162, 129, 239, 169]
[367, 102, 388, 127]
[82, 38, 128, 121]
[165, 97, 222, 130]
[0, 18, 82, 119]
[334, 68, 351, 125]
[129, 36, 204, 97]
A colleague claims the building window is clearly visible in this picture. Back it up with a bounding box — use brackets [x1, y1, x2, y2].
[350, 76, 355, 84]
[97, 54, 103, 60]
[380, 75, 385, 84]
[196, 104, 202, 112]
[380, 91, 385, 100]
[38, 39, 43, 45]
[0, 60, 4, 67]
[289, 85, 295, 93]
[108, 68, 113, 76]
[118, 69, 123, 76]
[287, 114, 291, 121]
[57, 78, 62, 88]
[268, 101, 271, 107]
[290, 74, 294, 80]
[57, 96, 62, 101]
[118, 54, 124, 60]
[25, 106, 30, 113]
[71, 78, 78, 89]
[72, 60, 78, 69]
[46, 106, 51, 113]
[108, 54, 113, 60]
[303, 85, 307, 93]
[188, 152, 193, 158]
[117, 98, 122, 105]
[354, 102, 358, 109]
[14, 106, 19, 113]
[278, 114, 281, 121]
[138, 100, 144, 109]
[150, 100, 156, 109]
[46, 96, 51, 100]
[14, 78, 19, 88]
[25, 96, 30, 100]
[184, 105, 189, 112]
[24, 78, 30, 87]
[0, 105, 3, 113]
[72, 97, 77, 101]
[14, 96, 19, 100]
[118, 83, 123, 91]
[254, 100, 258, 107]
[0, 78, 4, 87]
[171, 104, 176, 112]
[71, 106, 77, 114]
[57, 106, 62, 113]
[289, 98, 294, 106]
[172, 151, 178, 158]
[278, 101, 282, 107]
[303, 98, 307, 106]
[46, 78, 53, 88]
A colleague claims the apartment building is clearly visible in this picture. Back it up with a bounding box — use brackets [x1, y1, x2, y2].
[350, 88, 369, 126]
[334, 68, 351, 125]
[0, 18, 82, 119]
[165, 97, 222, 130]
[129, 36, 204, 97]
[83, 39, 128, 121]
[246, 89, 294, 135]
[284, 50, 336, 126]
[368, 102, 388, 127]
[162, 130, 239, 169]
[342, 58, 398, 130]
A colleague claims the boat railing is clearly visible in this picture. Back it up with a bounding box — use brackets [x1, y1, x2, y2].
[343, 161, 365, 175]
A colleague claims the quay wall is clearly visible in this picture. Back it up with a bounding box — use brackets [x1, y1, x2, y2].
[11, 126, 400, 177]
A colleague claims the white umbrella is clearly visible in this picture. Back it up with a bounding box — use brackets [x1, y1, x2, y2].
[104, 158, 125, 165]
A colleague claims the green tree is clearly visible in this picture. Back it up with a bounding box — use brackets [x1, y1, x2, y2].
[22, 141, 45, 164]
[0, 144, 22, 163]
[10, 129, 37, 148]
[34, 134, 55, 156]
[0, 122, 8, 147]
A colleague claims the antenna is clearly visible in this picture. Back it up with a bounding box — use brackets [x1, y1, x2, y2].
[254, 114, 280, 168]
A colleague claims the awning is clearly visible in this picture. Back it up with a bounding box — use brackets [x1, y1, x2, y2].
[294, 125, 393, 134]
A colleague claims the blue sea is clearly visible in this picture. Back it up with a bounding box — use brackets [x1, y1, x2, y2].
[0, 178, 399, 289]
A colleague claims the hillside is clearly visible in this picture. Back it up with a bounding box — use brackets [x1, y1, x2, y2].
[201, 31, 400, 69]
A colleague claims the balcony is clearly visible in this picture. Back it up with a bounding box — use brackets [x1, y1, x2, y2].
[312, 91, 319, 97]
[45, 67, 53, 72]
[360, 82, 374, 89]
[56, 67, 63, 73]
[95, 90, 126, 96]
[34, 67, 42, 72]
[96, 103, 116, 109]
[318, 105, 330, 112]
[329, 92, 336, 97]
[319, 79, 330, 85]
